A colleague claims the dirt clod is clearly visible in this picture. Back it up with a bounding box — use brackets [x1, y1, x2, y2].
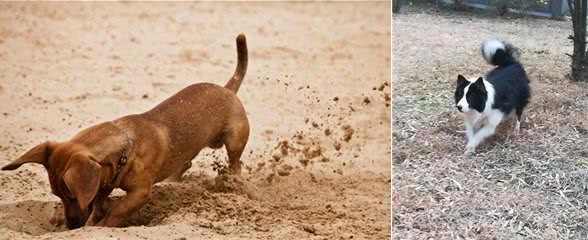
[302, 225, 316, 234]
[342, 125, 354, 142]
[277, 164, 294, 176]
[334, 141, 342, 151]
[363, 97, 371, 104]
[303, 145, 322, 159]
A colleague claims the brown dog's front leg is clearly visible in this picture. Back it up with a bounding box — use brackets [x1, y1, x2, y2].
[95, 187, 151, 227]
[85, 191, 110, 226]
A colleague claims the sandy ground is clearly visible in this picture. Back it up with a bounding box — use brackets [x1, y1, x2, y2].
[0, 2, 391, 239]
[394, 5, 588, 240]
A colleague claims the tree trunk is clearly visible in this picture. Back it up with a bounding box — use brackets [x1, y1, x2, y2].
[570, 0, 588, 81]
[393, 0, 401, 13]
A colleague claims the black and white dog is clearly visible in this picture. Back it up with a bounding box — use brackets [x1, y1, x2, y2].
[455, 39, 530, 155]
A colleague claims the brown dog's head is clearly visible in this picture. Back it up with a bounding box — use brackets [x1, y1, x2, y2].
[2, 141, 102, 229]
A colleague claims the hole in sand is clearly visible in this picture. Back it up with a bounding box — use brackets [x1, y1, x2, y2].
[0, 200, 67, 235]
[0, 173, 258, 234]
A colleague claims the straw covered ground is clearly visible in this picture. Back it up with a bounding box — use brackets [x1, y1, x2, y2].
[393, 5, 588, 240]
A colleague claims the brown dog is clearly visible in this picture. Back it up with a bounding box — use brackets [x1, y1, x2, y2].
[1, 34, 249, 229]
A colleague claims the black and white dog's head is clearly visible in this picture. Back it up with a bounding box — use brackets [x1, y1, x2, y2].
[454, 75, 488, 113]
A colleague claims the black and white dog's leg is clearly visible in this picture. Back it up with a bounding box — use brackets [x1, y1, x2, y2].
[514, 108, 524, 135]
[465, 112, 504, 155]
[464, 118, 475, 142]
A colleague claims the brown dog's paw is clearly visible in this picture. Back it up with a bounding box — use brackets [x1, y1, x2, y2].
[95, 216, 123, 228]
[85, 209, 103, 226]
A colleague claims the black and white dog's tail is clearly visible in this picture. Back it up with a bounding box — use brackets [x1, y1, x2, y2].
[481, 39, 519, 66]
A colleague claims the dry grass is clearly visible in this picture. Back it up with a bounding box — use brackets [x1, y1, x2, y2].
[393, 5, 588, 239]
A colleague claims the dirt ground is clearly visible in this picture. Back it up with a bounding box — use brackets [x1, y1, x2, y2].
[0, 2, 391, 240]
[394, 4, 588, 240]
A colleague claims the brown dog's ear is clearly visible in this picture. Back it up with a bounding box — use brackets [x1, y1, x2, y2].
[62, 154, 102, 210]
[2, 141, 56, 170]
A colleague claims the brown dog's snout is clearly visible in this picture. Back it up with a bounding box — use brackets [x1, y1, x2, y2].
[64, 199, 91, 229]
[66, 219, 83, 229]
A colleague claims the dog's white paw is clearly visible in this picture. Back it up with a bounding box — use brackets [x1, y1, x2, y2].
[514, 121, 521, 136]
[464, 145, 476, 156]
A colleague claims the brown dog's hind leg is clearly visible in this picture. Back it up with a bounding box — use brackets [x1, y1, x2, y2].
[208, 135, 225, 149]
[223, 121, 249, 175]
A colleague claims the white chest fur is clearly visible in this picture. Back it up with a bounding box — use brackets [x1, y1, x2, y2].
[464, 111, 486, 129]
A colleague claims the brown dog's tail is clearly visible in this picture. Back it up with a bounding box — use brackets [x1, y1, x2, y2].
[224, 34, 248, 93]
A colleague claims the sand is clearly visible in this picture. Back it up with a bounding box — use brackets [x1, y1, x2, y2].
[0, 2, 391, 240]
